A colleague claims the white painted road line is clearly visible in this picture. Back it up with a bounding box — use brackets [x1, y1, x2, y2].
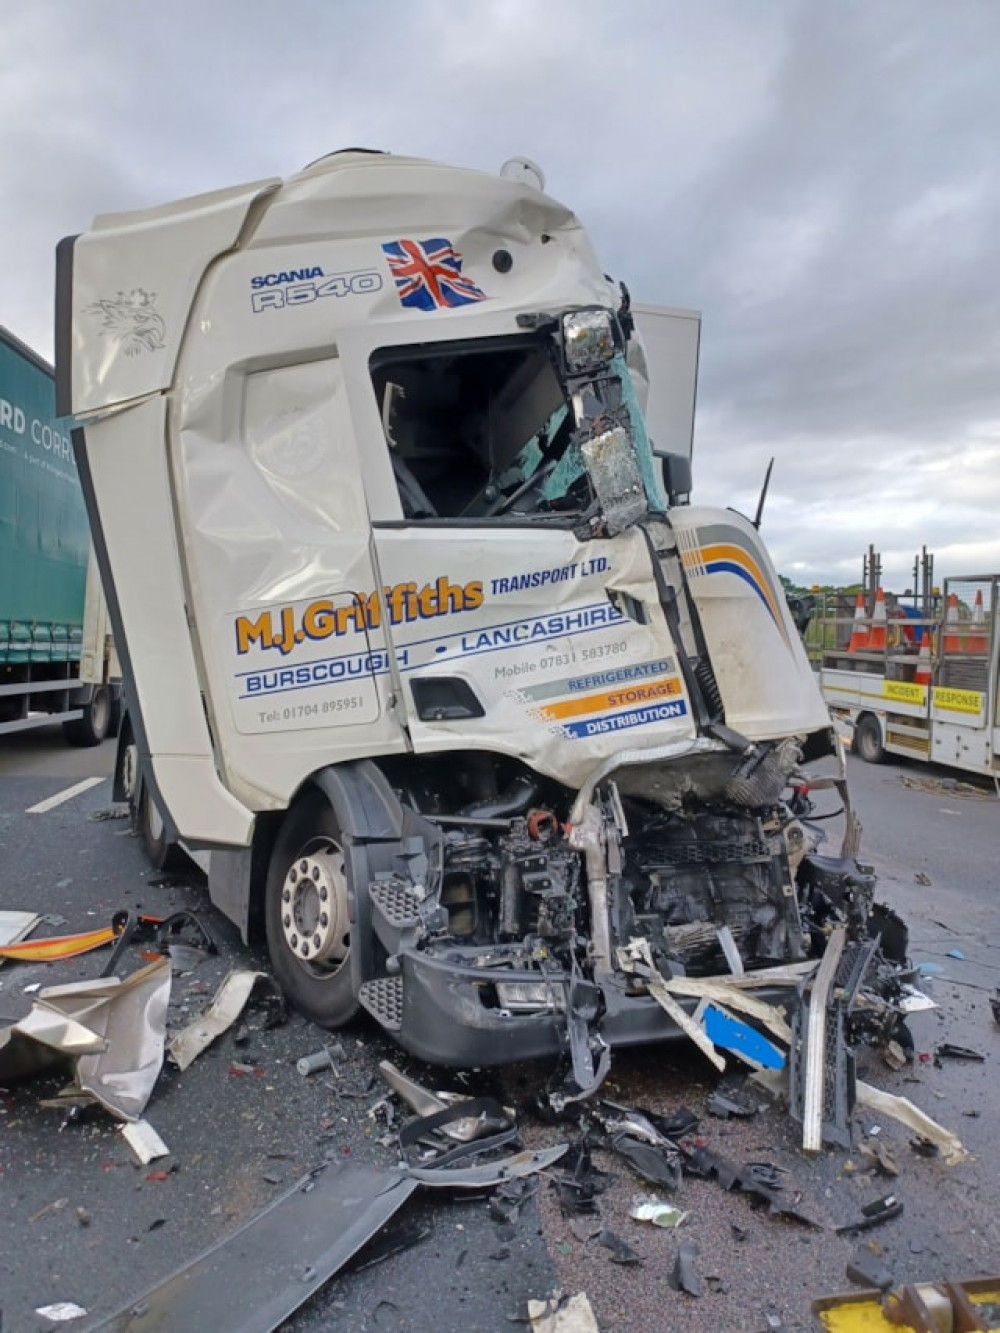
[26, 776, 104, 815]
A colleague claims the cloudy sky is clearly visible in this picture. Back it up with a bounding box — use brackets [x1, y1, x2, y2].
[3, 0, 998, 588]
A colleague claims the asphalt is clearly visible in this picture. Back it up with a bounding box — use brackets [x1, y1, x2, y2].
[1, 735, 998, 1332]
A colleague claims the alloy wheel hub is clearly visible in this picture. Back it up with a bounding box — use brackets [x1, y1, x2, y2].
[280, 846, 349, 965]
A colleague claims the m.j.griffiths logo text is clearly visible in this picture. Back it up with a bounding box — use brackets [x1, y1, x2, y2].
[235, 577, 483, 656]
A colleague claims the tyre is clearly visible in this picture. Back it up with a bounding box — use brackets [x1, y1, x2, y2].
[264, 790, 359, 1029]
[63, 686, 112, 747]
[853, 713, 885, 765]
[138, 782, 186, 872]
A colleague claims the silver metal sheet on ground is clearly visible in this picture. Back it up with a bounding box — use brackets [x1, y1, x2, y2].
[0, 958, 170, 1119]
[86, 1163, 419, 1332]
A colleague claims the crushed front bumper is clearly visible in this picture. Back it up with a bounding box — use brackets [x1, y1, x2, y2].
[359, 948, 797, 1069]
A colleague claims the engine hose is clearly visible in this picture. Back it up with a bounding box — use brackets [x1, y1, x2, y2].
[458, 773, 540, 821]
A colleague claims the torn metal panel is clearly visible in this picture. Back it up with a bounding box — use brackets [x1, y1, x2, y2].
[0, 959, 170, 1119]
[88, 1164, 419, 1333]
[167, 969, 267, 1071]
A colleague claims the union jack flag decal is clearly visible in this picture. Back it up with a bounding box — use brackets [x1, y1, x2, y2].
[381, 238, 488, 311]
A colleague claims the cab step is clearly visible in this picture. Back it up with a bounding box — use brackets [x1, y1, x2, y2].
[358, 976, 404, 1031]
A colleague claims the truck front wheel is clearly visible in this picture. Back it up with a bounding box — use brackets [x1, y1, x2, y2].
[63, 686, 112, 747]
[138, 782, 186, 872]
[853, 713, 886, 765]
[264, 791, 359, 1029]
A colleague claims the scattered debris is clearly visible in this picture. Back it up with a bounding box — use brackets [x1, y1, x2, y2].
[671, 1241, 703, 1297]
[0, 958, 170, 1119]
[605, 1131, 682, 1190]
[597, 1227, 642, 1265]
[857, 1137, 898, 1177]
[30, 1197, 69, 1224]
[946, 948, 966, 961]
[835, 1192, 904, 1235]
[935, 1042, 984, 1062]
[0, 918, 120, 963]
[882, 1041, 908, 1071]
[0, 908, 41, 965]
[845, 1249, 894, 1291]
[35, 1302, 88, 1323]
[629, 1194, 687, 1228]
[551, 1144, 611, 1217]
[380, 1059, 514, 1146]
[683, 1143, 820, 1228]
[855, 1079, 968, 1166]
[168, 970, 284, 1072]
[406, 1145, 568, 1189]
[909, 1136, 940, 1158]
[489, 1176, 539, 1232]
[297, 1043, 346, 1076]
[527, 1291, 600, 1333]
[706, 1089, 758, 1120]
[121, 1118, 170, 1165]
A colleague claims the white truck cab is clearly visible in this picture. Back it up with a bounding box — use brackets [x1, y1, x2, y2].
[57, 150, 859, 1093]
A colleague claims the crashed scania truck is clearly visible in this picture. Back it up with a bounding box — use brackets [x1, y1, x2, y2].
[55, 150, 899, 1097]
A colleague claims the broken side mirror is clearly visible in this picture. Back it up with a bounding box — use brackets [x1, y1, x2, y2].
[654, 450, 692, 506]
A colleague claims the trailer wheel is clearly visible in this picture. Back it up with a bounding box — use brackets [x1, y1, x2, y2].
[138, 783, 186, 872]
[853, 713, 885, 765]
[63, 686, 112, 747]
[264, 790, 359, 1029]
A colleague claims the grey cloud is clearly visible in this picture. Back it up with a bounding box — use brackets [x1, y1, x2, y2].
[1, 0, 997, 587]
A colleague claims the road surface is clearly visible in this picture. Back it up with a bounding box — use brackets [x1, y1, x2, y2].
[0, 732, 997, 1331]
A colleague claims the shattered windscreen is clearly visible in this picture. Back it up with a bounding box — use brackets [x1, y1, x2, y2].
[370, 333, 664, 527]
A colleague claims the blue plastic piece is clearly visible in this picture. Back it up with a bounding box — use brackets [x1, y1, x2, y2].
[703, 1005, 786, 1069]
[946, 949, 966, 961]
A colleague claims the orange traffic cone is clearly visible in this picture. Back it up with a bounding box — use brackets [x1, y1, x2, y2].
[914, 629, 932, 686]
[847, 592, 870, 652]
[967, 589, 989, 653]
[943, 592, 963, 653]
[868, 586, 888, 652]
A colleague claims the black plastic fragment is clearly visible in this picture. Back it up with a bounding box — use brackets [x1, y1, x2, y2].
[607, 1133, 682, 1191]
[935, 1043, 985, 1062]
[835, 1193, 903, 1235]
[488, 1177, 538, 1231]
[598, 1228, 642, 1265]
[551, 1143, 612, 1217]
[846, 1249, 894, 1290]
[398, 1097, 517, 1167]
[680, 1145, 818, 1228]
[706, 1091, 757, 1120]
[671, 1242, 703, 1297]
